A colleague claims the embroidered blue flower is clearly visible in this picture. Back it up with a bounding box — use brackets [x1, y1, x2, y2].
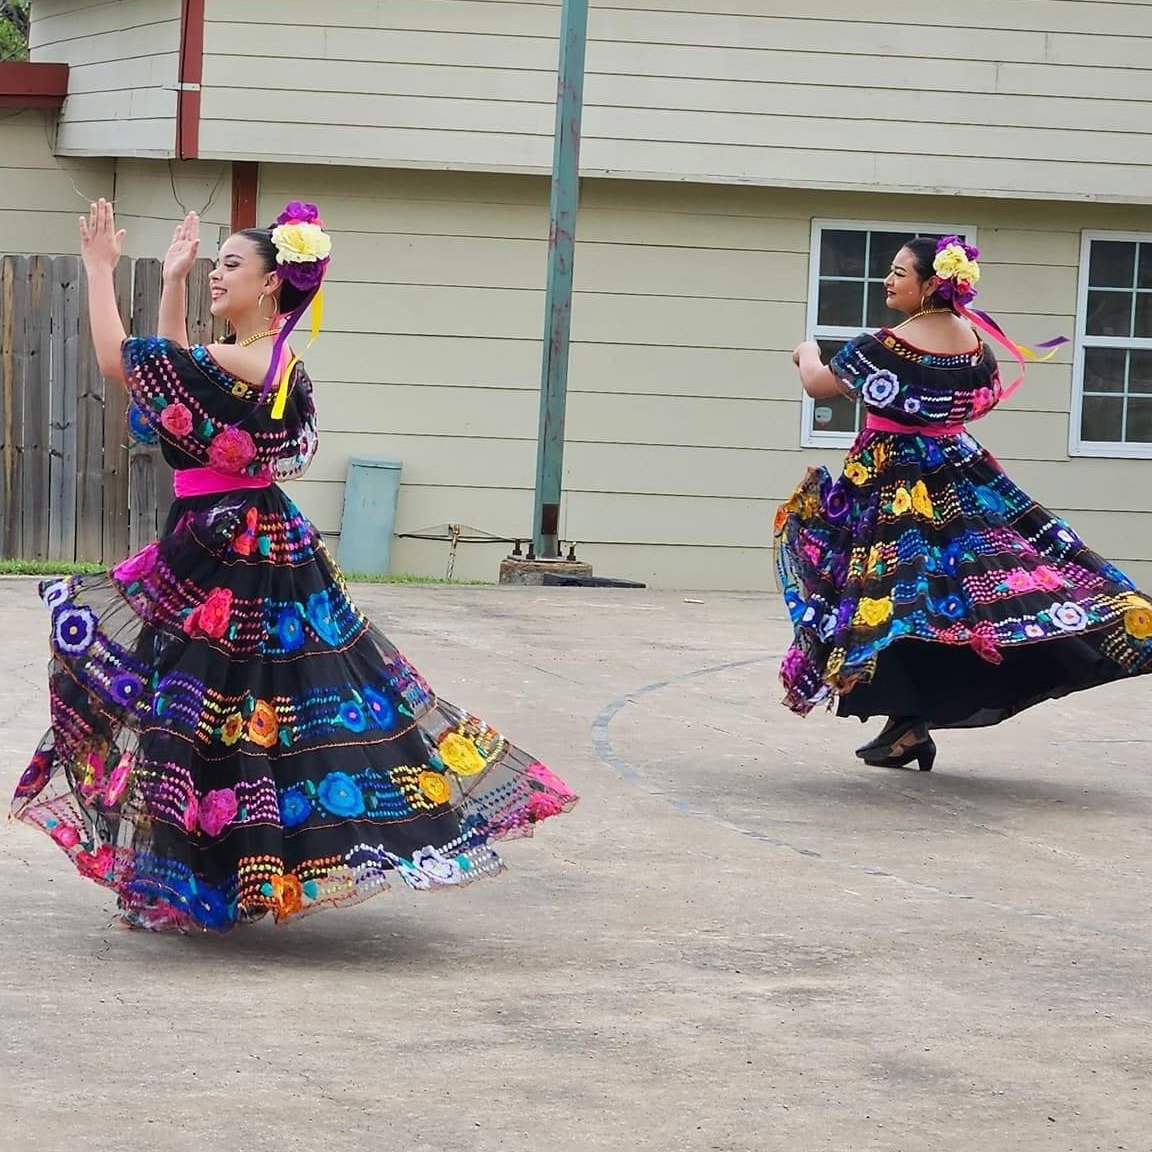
[306, 589, 342, 646]
[362, 685, 396, 729]
[54, 606, 97, 655]
[128, 401, 159, 445]
[186, 882, 234, 931]
[279, 787, 313, 829]
[41, 578, 72, 610]
[276, 605, 305, 653]
[109, 672, 145, 708]
[979, 486, 1007, 517]
[338, 700, 367, 733]
[935, 593, 967, 620]
[317, 771, 365, 818]
[862, 369, 900, 407]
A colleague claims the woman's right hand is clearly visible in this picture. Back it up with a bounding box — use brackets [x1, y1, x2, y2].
[162, 212, 201, 282]
[78, 199, 125, 275]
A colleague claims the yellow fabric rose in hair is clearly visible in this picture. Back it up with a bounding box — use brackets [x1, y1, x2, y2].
[934, 244, 980, 286]
[272, 222, 332, 264]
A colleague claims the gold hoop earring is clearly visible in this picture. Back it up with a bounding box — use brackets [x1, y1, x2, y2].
[257, 293, 278, 321]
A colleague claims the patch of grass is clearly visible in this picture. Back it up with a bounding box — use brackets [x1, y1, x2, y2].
[344, 571, 494, 586]
[0, 560, 493, 585]
[0, 559, 106, 576]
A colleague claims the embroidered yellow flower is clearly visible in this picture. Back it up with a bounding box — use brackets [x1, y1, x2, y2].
[220, 711, 244, 746]
[418, 770, 452, 805]
[826, 651, 845, 677]
[892, 487, 912, 515]
[271, 221, 332, 264]
[872, 442, 888, 471]
[248, 700, 279, 748]
[844, 461, 869, 486]
[855, 597, 893, 628]
[1123, 603, 1152, 640]
[438, 731, 487, 776]
[911, 480, 934, 519]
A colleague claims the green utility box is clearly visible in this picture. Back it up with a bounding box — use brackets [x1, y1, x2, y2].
[336, 457, 402, 576]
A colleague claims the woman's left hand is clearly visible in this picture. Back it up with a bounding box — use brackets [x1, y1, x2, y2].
[792, 340, 818, 367]
[79, 199, 125, 274]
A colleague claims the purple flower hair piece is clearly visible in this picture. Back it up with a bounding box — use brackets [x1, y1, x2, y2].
[278, 256, 330, 292]
[276, 201, 322, 226]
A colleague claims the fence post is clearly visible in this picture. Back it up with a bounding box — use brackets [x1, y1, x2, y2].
[48, 256, 80, 562]
[1, 256, 29, 560]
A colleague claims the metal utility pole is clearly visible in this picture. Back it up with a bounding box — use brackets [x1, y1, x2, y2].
[532, 0, 589, 559]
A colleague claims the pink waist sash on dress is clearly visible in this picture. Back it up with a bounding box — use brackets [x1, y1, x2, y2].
[173, 467, 272, 498]
[865, 413, 967, 438]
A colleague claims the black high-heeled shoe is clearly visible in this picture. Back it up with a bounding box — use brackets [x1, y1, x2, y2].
[866, 734, 937, 773]
[855, 716, 921, 760]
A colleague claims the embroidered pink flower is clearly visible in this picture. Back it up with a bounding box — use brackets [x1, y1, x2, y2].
[1004, 570, 1037, 593]
[159, 402, 194, 437]
[50, 822, 81, 849]
[104, 753, 134, 805]
[971, 387, 998, 416]
[1034, 567, 1064, 591]
[233, 506, 259, 557]
[780, 647, 810, 687]
[524, 762, 575, 821]
[113, 541, 159, 584]
[207, 426, 257, 473]
[198, 788, 238, 837]
[75, 844, 116, 881]
[969, 626, 1003, 665]
[183, 586, 233, 639]
[183, 793, 199, 833]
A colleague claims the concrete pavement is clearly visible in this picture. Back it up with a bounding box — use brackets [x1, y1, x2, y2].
[0, 579, 1147, 1152]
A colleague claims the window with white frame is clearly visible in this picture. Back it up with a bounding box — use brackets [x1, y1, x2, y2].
[1071, 233, 1152, 458]
[801, 221, 975, 447]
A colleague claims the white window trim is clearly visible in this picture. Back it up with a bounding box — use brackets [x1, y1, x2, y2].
[801, 218, 978, 449]
[1069, 229, 1152, 460]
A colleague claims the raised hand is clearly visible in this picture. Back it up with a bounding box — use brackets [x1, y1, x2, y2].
[163, 212, 201, 282]
[78, 199, 125, 274]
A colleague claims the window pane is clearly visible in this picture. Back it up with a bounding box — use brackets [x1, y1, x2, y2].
[865, 281, 894, 328]
[1129, 350, 1152, 393]
[1085, 290, 1132, 337]
[1135, 293, 1152, 338]
[1089, 241, 1136, 289]
[812, 392, 860, 434]
[810, 339, 862, 434]
[1083, 346, 1127, 394]
[1126, 397, 1152, 442]
[817, 280, 865, 327]
[1081, 395, 1124, 442]
[819, 230, 866, 278]
[867, 231, 912, 278]
[1138, 243, 1152, 290]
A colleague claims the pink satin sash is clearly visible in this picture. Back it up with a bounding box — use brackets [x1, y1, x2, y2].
[173, 467, 272, 498]
[865, 414, 967, 438]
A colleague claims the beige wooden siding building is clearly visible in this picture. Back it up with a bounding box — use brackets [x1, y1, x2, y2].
[4, 0, 1152, 588]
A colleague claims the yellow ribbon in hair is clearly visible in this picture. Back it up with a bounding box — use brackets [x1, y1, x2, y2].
[308, 286, 324, 348]
[270, 354, 299, 420]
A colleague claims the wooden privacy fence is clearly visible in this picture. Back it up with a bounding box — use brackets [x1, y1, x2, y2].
[0, 255, 224, 564]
